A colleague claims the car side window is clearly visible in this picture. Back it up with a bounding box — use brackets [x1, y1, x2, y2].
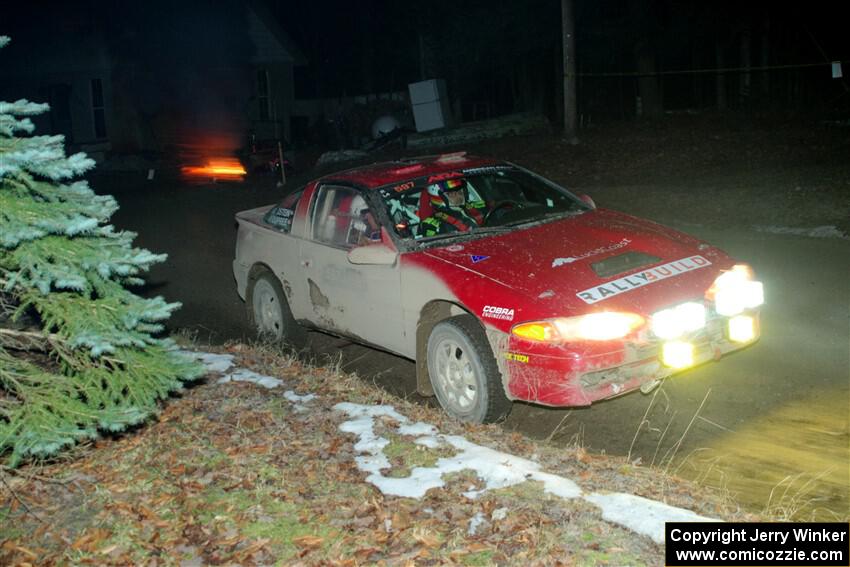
[311, 185, 380, 248]
[264, 189, 303, 233]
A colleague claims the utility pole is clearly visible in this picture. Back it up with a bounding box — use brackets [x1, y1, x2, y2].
[562, 0, 578, 143]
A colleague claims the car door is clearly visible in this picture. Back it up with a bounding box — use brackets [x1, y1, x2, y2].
[298, 184, 406, 354]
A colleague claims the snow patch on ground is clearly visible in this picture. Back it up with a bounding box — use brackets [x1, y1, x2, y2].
[284, 391, 316, 404]
[585, 492, 719, 544]
[334, 401, 717, 544]
[753, 225, 847, 239]
[315, 149, 370, 167]
[334, 403, 582, 500]
[467, 512, 487, 535]
[187, 352, 718, 544]
[189, 352, 316, 416]
[184, 351, 235, 374]
[217, 368, 284, 389]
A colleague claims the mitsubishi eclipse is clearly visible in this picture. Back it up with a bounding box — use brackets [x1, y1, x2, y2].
[232, 152, 763, 423]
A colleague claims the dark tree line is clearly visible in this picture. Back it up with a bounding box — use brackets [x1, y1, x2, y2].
[279, 0, 849, 125]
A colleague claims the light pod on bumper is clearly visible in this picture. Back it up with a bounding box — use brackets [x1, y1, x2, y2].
[728, 315, 757, 343]
[709, 264, 764, 316]
[661, 341, 695, 369]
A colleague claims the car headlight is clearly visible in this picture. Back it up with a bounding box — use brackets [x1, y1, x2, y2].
[512, 312, 644, 342]
[708, 264, 764, 316]
[651, 301, 706, 339]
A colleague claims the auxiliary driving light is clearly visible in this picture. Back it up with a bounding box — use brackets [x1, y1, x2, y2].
[662, 341, 695, 369]
[651, 302, 706, 339]
[728, 315, 756, 343]
[710, 265, 764, 316]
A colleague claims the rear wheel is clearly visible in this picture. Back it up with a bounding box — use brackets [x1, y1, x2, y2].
[426, 315, 512, 423]
[248, 271, 306, 348]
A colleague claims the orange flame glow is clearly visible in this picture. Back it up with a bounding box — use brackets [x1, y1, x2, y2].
[181, 157, 246, 182]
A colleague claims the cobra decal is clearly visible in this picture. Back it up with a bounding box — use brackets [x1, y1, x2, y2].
[482, 305, 515, 321]
[576, 255, 712, 304]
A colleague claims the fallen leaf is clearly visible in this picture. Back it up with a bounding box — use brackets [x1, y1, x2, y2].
[12, 545, 38, 559]
[71, 528, 111, 552]
[293, 535, 324, 549]
[391, 510, 412, 531]
[412, 529, 440, 549]
[353, 547, 381, 561]
[239, 537, 270, 556]
[138, 504, 160, 521]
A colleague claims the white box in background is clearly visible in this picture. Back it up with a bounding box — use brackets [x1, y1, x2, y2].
[408, 79, 452, 132]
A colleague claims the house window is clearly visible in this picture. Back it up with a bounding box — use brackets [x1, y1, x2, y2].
[90, 78, 106, 139]
[257, 69, 270, 121]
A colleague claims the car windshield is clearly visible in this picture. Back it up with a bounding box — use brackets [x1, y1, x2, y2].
[378, 165, 588, 241]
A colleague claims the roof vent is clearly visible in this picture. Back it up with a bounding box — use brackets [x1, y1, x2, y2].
[436, 151, 468, 164]
[591, 252, 661, 279]
[391, 164, 425, 176]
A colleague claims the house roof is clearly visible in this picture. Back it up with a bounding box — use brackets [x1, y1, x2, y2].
[247, 0, 307, 66]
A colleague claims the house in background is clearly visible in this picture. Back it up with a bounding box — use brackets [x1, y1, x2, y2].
[246, 0, 307, 146]
[0, 1, 305, 161]
[0, 22, 113, 159]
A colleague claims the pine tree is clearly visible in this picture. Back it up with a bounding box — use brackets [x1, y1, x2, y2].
[0, 36, 203, 467]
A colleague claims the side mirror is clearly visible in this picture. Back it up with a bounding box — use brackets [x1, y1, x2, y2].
[347, 244, 398, 266]
[578, 193, 596, 209]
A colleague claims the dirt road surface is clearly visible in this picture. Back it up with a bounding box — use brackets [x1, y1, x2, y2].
[100, 114, 849, 519]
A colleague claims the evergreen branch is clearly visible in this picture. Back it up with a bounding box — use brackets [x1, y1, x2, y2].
[0, 327, 54, 352]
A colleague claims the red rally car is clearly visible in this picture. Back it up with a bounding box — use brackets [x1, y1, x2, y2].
[232, 152, 764, 423]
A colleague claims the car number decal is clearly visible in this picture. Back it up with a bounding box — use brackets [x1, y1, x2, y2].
[393, 181, 415, 192]
[576, 255, 712, 304]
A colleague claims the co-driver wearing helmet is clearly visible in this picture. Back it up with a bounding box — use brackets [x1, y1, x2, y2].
[420, 178, 487, 236]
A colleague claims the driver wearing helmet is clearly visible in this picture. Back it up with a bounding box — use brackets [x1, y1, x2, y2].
[420, 178, 487, 237]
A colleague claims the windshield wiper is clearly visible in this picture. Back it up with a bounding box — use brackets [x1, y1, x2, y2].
[418, 232, 470, 244]
[470, 225, 515, 234]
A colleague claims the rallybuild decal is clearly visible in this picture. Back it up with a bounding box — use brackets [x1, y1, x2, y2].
[576, 255, 712, 304]
[552, 238, 631, 267]
[482, 305, 515, 321]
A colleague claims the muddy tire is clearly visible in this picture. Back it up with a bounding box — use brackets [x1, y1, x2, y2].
[426, 315, 512, 423]
[248, 271, 306, 349]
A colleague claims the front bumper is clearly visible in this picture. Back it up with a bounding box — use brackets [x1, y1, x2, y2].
[505, 312, 760, 407]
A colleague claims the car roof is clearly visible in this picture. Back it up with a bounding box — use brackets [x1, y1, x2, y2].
[318, 152, 505, 189]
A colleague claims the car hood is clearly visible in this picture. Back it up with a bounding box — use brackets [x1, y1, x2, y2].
[422, 208, 731, 315]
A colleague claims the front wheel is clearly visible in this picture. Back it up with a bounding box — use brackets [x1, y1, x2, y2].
[248, 271, 306, 349]
[426, 315, 512, 423]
